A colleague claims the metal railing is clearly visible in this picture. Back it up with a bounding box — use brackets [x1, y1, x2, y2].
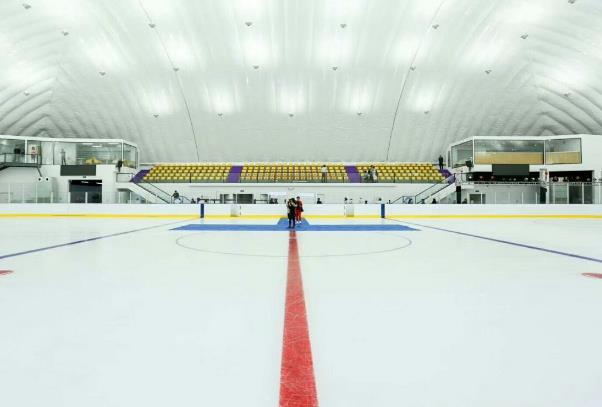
[441, 181, 602, 205]
[1, 153, 41, 166]
[390, 175, 454, 204]
[0, 184, 199, 204]
[135, 180, 196, 204]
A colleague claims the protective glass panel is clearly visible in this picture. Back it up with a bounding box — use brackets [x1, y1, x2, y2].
[474, 139, 544, 165]
[451, 140, 473, 168]
[75, 142, 122, 165]
[123, 144, 137, 168]
[545, 138, 581, 164]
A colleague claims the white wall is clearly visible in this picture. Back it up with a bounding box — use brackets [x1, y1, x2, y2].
[0, 167, 40, 183]
[0, 165, 137, 203]
[0, 203, 199, 216]
[147, 182, 432, 204]
[1, 203, 600, 219]
[385, 204, 602, 217]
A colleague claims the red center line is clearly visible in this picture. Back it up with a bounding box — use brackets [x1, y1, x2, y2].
[0, 270, 13, 276]
[279, 231, 318, 407]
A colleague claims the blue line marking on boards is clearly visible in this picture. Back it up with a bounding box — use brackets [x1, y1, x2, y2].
[387, 219, 602, 264]
[0, 219, 192, 261]
[172, 218, 418, 232]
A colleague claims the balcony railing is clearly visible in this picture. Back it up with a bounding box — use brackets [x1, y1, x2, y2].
[0, 153, 41, 166]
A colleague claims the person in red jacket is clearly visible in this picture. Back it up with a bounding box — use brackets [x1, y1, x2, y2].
[295, 196, 303, 224]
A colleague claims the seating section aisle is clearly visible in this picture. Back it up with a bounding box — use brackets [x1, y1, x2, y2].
[143, 164, 231, 183]
[357, 163, 443, 182]
[241, 164, 347, 182]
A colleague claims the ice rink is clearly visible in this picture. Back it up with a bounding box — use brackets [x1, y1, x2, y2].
[1, 216, 602, 406]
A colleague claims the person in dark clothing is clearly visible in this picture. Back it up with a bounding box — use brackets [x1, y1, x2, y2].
[438, 155, 444, 171]
[455, 172, 462, 204]
[286, 198, 297, 229]
[116, 159, 123, 172]
[316, 198, 323, 204]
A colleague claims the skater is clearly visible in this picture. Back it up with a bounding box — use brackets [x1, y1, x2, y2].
[286, 198, 297, 229]
[295, 196, 303, 224]
[438, 155, 444, 171]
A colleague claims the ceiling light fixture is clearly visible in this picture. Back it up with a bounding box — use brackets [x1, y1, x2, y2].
[22, 3, 31, 9]
[173, 67, 180, 72]
[148, 23, 156, 29]
[245, 21, 253, 27]
[23, 91, 30, 96]
[253, 65, 259, 69]
[432, 24, 440, 29]
[217, 113, 223, 117]
[520, 34, 529, 39]
[568, 0, 576, 4]
[340, 23, 347, 28]
[410, 66, 416, 71]
[99, 71, 106, 76]
[424, 110, 430, 115]
[357, 112, 363, 116]
[289, 113, 294, 117]
[153, 114, 159, 118]
[485, 69, 492, 74]
[332, 66, 338, 70]
[61, 30, 69, 36]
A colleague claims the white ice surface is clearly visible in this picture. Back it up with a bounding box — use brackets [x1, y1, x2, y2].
[0, 219, 286, 407]
[1, 217, 602, 406]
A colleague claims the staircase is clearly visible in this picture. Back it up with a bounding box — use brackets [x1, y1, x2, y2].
[116, 169, 188, 203]
[227, 165, 243, 183]
[131, 169, 149, 183]
[440, 168, 452, 180]
[391, 174, 456, 204]
[344, 165, 361, 183]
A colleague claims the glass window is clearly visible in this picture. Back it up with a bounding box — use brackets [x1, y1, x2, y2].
[75, 142, 122, 165]
[451, 140, 473, 168]
[545, 138, 581, 164]
[26, 140, 41, 164]
[54, 142, 77, 165]
[123, 143, 137, 168]
[41, 141, 54, 165]
[474, 139, 544, 165]
[0, 138, 26, 163]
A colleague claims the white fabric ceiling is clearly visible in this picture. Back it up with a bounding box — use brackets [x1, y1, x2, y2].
[0, 0, 600, 163]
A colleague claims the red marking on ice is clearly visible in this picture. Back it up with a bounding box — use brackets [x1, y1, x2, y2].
[582, 273, 602, 279]
[279, 231, 318, 407]
[0, 270, 13, 276]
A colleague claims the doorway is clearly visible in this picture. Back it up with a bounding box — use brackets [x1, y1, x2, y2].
[469, 193, 486, 204]
[69, 180, 102, 203]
